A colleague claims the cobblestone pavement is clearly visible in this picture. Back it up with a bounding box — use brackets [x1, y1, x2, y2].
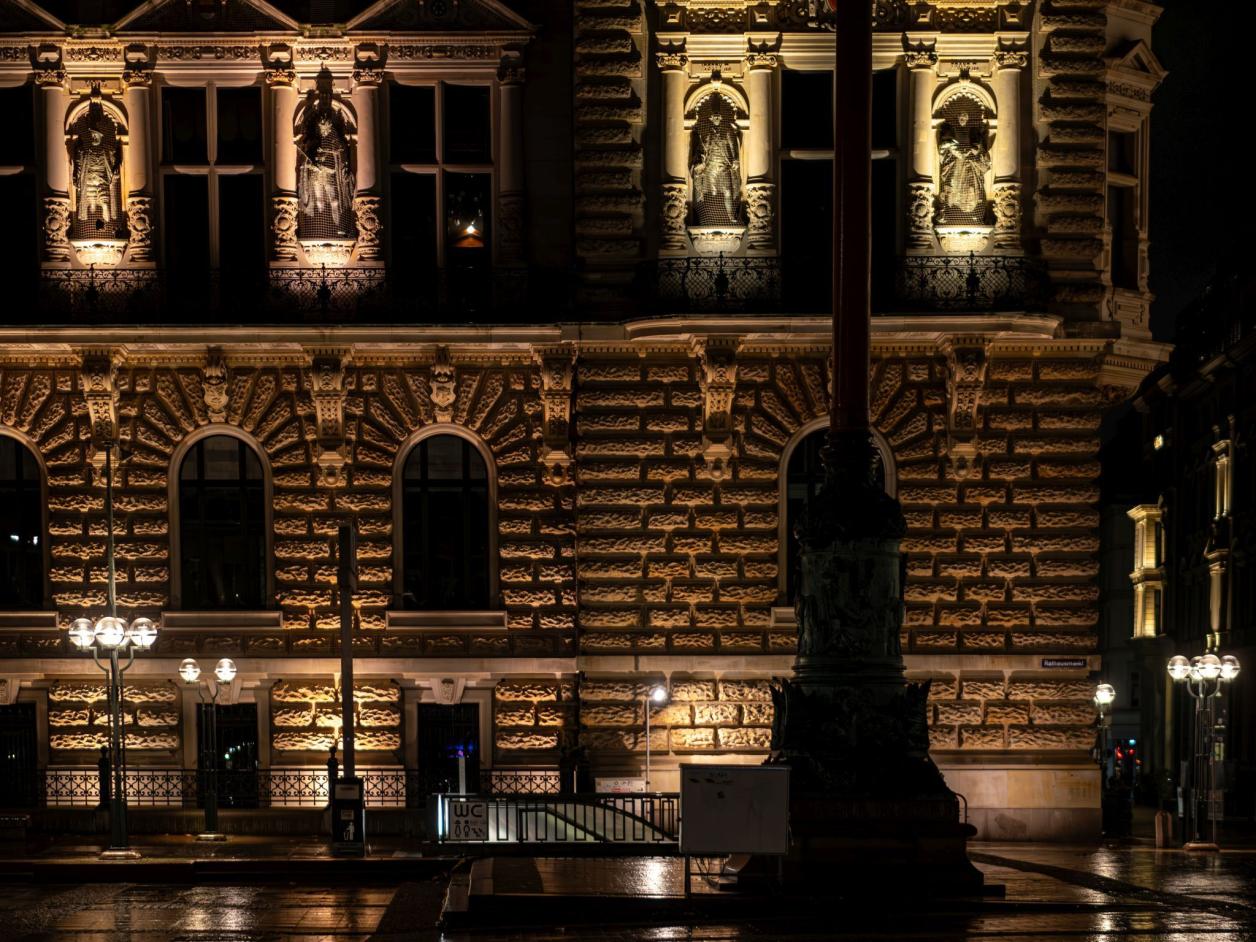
[3, 845, 1256, 941]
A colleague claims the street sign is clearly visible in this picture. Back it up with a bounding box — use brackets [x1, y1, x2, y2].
[447, 798, 488, 840]
[1040, 657, 1088, 669]
[331, 776, 365, 856]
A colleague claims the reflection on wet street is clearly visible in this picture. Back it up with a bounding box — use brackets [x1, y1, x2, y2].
[3, 845, 1256, 941]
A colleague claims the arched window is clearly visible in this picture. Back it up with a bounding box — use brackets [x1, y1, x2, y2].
[783, 427, 889, 602]
[400, 434, 490, 610]
[0, 435, 44, 609]
[177, 435, 266, 610]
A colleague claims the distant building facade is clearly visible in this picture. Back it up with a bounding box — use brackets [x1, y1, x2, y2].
[0, 0, 1168, 839]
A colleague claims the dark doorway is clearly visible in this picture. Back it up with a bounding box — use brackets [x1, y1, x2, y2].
[417, 703, 480, 796]
[198, 702, 260, 809]
[0, 703, 39, 808]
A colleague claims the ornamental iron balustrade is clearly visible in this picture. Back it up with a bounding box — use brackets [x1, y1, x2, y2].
[437, 793, 679, 843]
[648, 255, 782, 312]
[892, 253, 1044, 312]
[38, 765, 565, 809]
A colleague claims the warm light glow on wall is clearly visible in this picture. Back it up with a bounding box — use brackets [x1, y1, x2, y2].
[1127, 504, 1163, 639]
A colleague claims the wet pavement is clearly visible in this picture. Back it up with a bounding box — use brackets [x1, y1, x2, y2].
[1, 844, 1256, 940]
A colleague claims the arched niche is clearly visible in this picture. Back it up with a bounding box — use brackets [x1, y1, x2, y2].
[64, 96, 129, 258]
[294, 71, 359, 249]
[931, 83, 997, 232]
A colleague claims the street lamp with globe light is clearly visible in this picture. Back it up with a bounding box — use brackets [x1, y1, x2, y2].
[644, 684, 669, 791]
[177, 658, 238, 841]
[1168, 651, 1241, 851]
[64, 442, 159, 860]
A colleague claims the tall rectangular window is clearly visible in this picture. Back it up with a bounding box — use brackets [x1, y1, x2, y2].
[160, 83, 265, 316]
[0, 83, 37, 315]
[780, 69, 834, 313]
[1106, 129, 1140, 291]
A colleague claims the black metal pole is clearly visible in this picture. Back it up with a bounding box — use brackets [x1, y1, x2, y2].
[338, 524, 357, 777]
[103, 444, 129, 854]
[205, 694, 219, 836]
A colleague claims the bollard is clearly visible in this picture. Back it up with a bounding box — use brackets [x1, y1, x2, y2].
[1155, 809, 1173, 848]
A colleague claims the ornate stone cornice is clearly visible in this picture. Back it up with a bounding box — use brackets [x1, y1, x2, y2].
[903, 39, 937, 69]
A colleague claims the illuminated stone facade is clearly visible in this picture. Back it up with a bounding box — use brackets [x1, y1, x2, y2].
[0, 0, 1168, 840]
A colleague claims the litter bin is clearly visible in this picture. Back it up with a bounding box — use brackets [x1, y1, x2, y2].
[331, 776, 365, 856]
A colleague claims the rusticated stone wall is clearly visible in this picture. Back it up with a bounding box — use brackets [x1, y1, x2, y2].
[916, 671, 1096, 751]
[47, 679, 180, 754]
[493, 677, 577, 757]
[270, 679, 402, 754]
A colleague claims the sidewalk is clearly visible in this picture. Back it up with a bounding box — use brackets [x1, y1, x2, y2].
[0, 834, 458, 883]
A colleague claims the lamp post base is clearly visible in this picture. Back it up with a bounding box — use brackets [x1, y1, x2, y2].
[196, 832, 228, 842]
[1184, 841, 1221, 853]
[100, 848, 142, 860]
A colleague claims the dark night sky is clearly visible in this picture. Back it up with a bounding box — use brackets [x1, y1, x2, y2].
[1148, 0, 1241, 340]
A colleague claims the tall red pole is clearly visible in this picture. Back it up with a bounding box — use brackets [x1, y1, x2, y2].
[831, 0, 873, 436]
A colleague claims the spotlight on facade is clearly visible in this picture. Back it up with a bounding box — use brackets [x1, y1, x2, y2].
[1094, 683, 1115, 710]
[178, 658, 202, 684]
[649, 684, 669, 705]
[1167, 655, 1191, 681]
[214, 658, 238, 684]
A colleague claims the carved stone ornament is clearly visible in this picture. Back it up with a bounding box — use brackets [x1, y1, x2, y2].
[429, 677, 466, 706]
[655, 50, 688, 71]
[354, 42, 386, 85]
[202, 351, 229, 423]
[991, 181, 1021, 249]
[692, 336, 738, 481]
[660, 182, 688, 252]
[993, 49, 1028, 70]
[125, 196, 154, 262]
[352, 195, 383, 261]
[263, 43, 296, 86]
[532, 343, 576, 486]
[430, 347, 457, 424]
[79, 350, 119, 481]
[744, 181, 775, 251]
[906, 182, 936, 250]
[306, 350, 350, 488]
[904, 46, 938, 70]
[942, 338, 989, 479]
[272, 195, 300, 261]
[43, 196, 72, 262]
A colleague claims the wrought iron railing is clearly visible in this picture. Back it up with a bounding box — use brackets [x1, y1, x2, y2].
[33, 765, 565, 810]
[891, 253, 1044, 312]
[647, 255, 783, 312]
[436, 793, 679, 844]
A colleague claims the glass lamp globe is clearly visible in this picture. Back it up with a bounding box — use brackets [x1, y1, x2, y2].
[1094, 683, 1116, 707]
[126, 617, 157, 651]
[69, 617, 96, 650]
[93, 616, 127, 648]
[214, 658, 238, 684]
[178, 659, 202, 684]
[1167, 655, 1191, 681]
[1221, 655, 1241, 682]
[1197, 653, 1223, 680]
[649, 685, 669, 705]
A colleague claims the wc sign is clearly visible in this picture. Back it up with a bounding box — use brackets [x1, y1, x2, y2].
[446, 799, 488, 841]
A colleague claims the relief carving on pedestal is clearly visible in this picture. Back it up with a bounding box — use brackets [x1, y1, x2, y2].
[125, 196, 154, 261]
[906, 183, 936, 250]
[271, 196, 301, 261]
[744, 182, 775, 251]
[352, 195, 382, 261]
[991, 181, 1022, 249]
[660, 182, 688, 252]
[43, 196, 72, 262]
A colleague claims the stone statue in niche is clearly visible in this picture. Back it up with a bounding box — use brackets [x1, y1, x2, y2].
[70, 101, 122, 234]
[688, 93, 742, 226]
[936, 109, 990, 220]
[297, 74, 356, 240]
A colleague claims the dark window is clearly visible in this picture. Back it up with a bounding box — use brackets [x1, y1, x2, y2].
[418, 703, 479, 794]
[389, 171, 438, 299]
[785, 430, 885, 601]
[871, 69, 898, 154]
[400, 435, 490, 610]
[0, 437, 44, 610]
[782, 70, 833, 151]
[443, 85, 491, 163]
[0, 85, 34, 166]
[163, 174, 210, 302]
[1108, 185, 1138, 290]
[1108, 130, 1136, 176]
[161, 87, 208, 164]
[389, 83, 436, 164]
[445, 172, 491, 260]
[199, 702, 259, 808]
[215, 87, 263, 164]
[178, 436, 266, 610]
[218, 174, 265, 304]
[781, 159, 832, 312]
[0, 175, 38, 315]
[0, 703, 38, 807]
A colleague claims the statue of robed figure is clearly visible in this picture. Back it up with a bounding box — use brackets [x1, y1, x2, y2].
[70, 101, 122, 232]
[688, 93, 742, 225]
[936, 111, 991, 218]
[297, 75, 356, 239]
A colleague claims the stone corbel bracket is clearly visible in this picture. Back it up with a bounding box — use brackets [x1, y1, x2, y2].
[940, 336, 989, 480]
[692, 336, 739, 481]
[78, 348, 120, 482]
[532, 342, 576, 486]
[202, 347, 230, 423]
[304, 347, 352, 488]
[431, 346, 457, 424]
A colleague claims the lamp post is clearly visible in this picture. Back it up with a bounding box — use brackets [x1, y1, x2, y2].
[644, 684, 669, 791]
[177, 657, 238, 841]
[65, 442, 158, 860]
[1094, 682, 1115, 786]
[1167, 653, 1241, 851]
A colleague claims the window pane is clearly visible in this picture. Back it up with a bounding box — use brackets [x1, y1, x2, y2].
[442, 84, 491, 163]
[162, 87, 208, 164]
[390, 83, 436, 164]
[781, 159, 832, 312]
[163, 174, 210, 305]
[445, 172, 490, 257]
[389, 171, 437, 307]
[178, 436, 266, 610]
[0, 175, 38, 316]
[218, 174, 265, 309]
[872, 69, 896, 152]
[0, 85, 34, 166]
[0, 437, 44, 610]
[782, 70, 832, 151]
[216, 86, 263, 165]
[401, 434, 491, 611]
